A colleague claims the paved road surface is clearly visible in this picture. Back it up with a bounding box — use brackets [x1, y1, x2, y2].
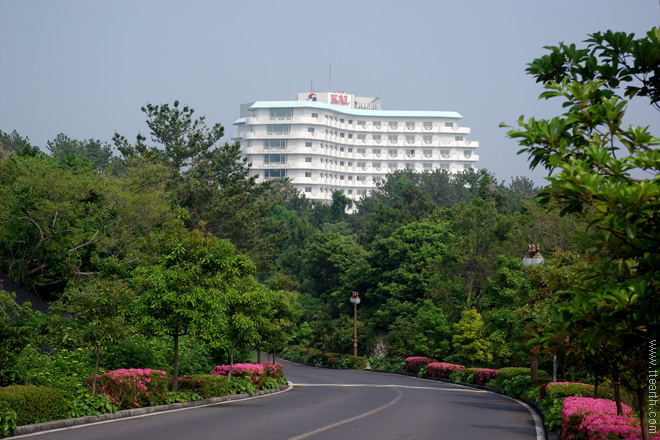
[14, 359, 541, 440]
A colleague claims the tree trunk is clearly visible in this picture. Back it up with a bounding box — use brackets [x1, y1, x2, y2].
[636, 388, 650, 440]
[172, 334, 179, 392]
[92, 345, 101, 396]
[228, 338, 235, 381]
[257, 348, 261, 363]
[530, 355, 538, 381]
[613, 368, 623, 416]
[593, 377, 599, 399]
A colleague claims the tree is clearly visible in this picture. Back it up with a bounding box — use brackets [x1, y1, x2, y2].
[0, 130, 40, 157]
[133, 225, 255, 391]
[113, 101, 275, 269]
[0, 291, 36, 385]
[50, 278, 135, 395]
[504, 27, 659, 438]
[47, 133, 115, 170]
[452, 309, 492, 366]
[0, 154, 173, 295]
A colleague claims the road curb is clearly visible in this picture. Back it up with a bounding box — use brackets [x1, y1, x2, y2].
[8, 384, 291, 438]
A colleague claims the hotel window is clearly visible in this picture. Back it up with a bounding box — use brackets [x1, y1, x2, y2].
[389, 121, 398, 129]
[372, 148, 381, 155]
[455, 135, 464, 141]
[348, 176, 353, 181]
[423, 163, 432, 169]
[407, 149, 415, 157]
[357, 162, 366, 168]
[445, 122, 454, 128]
[405, 163, 415, 169]
[340, 161, 345, 166]
[311, 113, 318, 118]
[348, 134, 353, 139]
[373, 121, 381, 129]
[348, 148, 353, 153]
[441, 149, 450, 158]
[423, 135, 433, 144]
[264, 154, 286, 164]
[374, 177, 382, 183]
[267, 124, 290, 134]
[348, 162, 353, 167]
[464, 164, 473, 170]
[464, 150, 472, 159]
[348, 119, 353, 124]
[373, 134, 382, 143]
[388, 135, 398, 144]
[340, 132, 345, 138]
[264, 139, 287, 150]
[389, 149, 398, 157]
[264, 169, 286, 178]
[423, 149, 433, 157]
[348, 189, 353, 195]
[423, 121, 433, 130]
[305, 157, 312, 163]
[269, 108, 292, 119]
[373, 162, 381, 169]
[357, 134, 366, 141]
[406, 121, 416, 130]
[388, 163, 397, 169]
[305, 142, 312, 147]
[305, 172, 312, 177]
[406, 135, 415, 144]
[357, 176, 366, 181]
[357, 189, 365, 196]
[357, 148, 366, 154]
[305, 187, 312, 192]
[439, 163, 450, 170]
[340, 175, 344, 180]
[308, 127, 315, 133]
[340, 118, 344, 123]
[340, 147, 345, 152]
[357, 120, 366, 127]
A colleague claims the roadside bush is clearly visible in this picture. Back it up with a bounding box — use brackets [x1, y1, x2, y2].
[404, 357, 435, 375]
[228, 376, 256, 395]
[496, 367, 549, 387]
[0, 401, 17, 437]
[472, 368, 498, 386]
[261, 362, 284, 383]
[0, 385, 71, 426]
[67, 388, 118, 418]
[90, 369, 169, 409]
[177, 374, 230, 399]
[562, 397, 651, 440]
[427, 362, 466, 379]
[164, 391, 202, 404]
[499, 375, 538, 400]
[211, 364, 264, 384]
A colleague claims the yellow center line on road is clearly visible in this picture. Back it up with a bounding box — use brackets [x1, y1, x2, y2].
[286, 387, 403, 440]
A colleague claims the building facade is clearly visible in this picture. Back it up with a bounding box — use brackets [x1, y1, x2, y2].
[233, 91, 479, 203]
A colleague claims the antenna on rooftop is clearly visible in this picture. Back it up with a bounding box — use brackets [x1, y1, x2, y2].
[329, 64, 332, 92]
[311, 81, 314, 92]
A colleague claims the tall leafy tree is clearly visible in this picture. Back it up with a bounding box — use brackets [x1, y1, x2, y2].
[504, 27, 659, 438]
[452, 309, 492, 367]
[133, 225, 255, 391]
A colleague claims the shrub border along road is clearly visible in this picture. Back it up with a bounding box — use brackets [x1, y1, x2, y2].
[7, 384, 291, 438]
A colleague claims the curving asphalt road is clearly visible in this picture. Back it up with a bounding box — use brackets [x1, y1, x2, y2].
[12, 359, 542, 440]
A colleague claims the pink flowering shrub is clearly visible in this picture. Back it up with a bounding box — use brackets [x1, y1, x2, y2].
[561, 397, 657, 440]
[427, 362, 466, 379]
[404, 357, 436, 374]
[260, 362, 284, 382]
[88, 369, 169, 410]
[211, 363, 265, 384]
[472, 368, 498, 386]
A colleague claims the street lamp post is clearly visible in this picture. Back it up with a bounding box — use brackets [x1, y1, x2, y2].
[350, 291, 361, 357]
[523, 244, 544, 381]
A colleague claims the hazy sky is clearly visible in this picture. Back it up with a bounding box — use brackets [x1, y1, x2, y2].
[1, 0, 658, 186]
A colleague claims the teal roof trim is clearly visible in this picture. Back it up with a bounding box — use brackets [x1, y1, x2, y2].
[233, 118, 247, 125]
[248, 101, 463, 119]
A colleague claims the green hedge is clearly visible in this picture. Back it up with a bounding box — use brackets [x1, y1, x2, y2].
[177, 374, 230, 399]
[0, 385, 71, 426]
[496, 367, 549, 387]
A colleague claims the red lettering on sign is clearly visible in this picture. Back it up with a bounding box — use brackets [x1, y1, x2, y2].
[331, 94, 350, 105]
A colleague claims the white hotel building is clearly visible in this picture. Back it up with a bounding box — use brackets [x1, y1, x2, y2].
[233, 91, 479, 204]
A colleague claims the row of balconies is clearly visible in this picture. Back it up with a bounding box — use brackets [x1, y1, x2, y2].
[245, 149, 478, 162]
[260, 115, 463, 132]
